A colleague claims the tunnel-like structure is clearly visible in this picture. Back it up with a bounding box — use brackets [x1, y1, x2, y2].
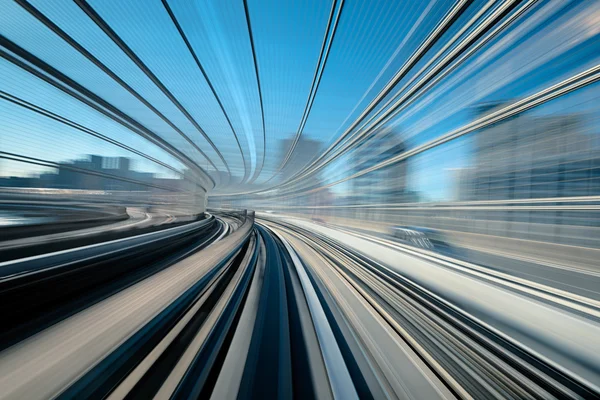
[2, 1, 600, 399]
[1, 0, 598, 213]
[1, 0, 599, 253]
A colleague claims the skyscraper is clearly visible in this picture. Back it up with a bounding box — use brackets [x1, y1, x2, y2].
[350, 128, 407, 204]
[464, 103, 598, 200]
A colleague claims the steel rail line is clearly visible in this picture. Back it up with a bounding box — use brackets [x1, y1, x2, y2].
[225, 0, 537, 196]
[256, 205, 600, 211]
[57, 232, 250, 399]
[263, 217, 600, 399]
[275, 0, 475, 187]
[268, 225, 359, 400]
[284, 217, 600, 390]
[246, 195, 600, 209]
[272, 0, 345, 180]
[1, 211, 599, 398]
[332, 225, 600, 319]
[105, 245, 239, 399]
[275, 221, 475, 399]
[0, 212, 361, 399]
[0, 91, 184, 178]
[12, 0, 225, 186]
[257, 63, 600, 199]
[206, 234, 267, 399]
[0, 207, 173, 261]
[0, 38, 216, 190]
[0, 203, 132, 250]
[0, 214, 253, 399]
[151, 234, 258, 399]
[242, 0, 267, 185]
[0, 211, 450, 399]
[264, 219, 457, 399]
[0, 215, 217, 285]
[316, 0, 526, 171]
[261, 0, 536, 194]
[162, 0, 247, 186]
[241, 0, 473, 193]
[73, 0, 233, 179]
[0, 215, 221, 349]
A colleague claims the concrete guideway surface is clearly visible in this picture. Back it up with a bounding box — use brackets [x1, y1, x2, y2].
[281, 216, 600, 392]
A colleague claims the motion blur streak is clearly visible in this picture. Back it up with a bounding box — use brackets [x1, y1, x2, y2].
[0, 0, 599, 399]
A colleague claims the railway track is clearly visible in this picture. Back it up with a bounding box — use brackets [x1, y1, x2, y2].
[0, 214, 223, 350]
[0, 213, 598, 399]
[0, 212, 356, 399]
[261, 218, 600, 399]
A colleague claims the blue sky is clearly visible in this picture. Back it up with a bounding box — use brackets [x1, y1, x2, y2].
[1, 0, 599, 201]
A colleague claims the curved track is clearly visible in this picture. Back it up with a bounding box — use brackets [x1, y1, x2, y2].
[0, 213, 598, 399]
